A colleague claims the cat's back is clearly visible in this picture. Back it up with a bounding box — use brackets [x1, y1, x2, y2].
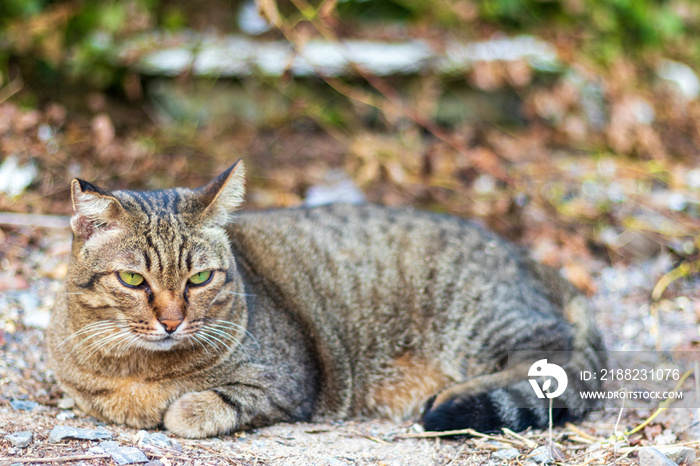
[228, 202, 510, 284]
[226, 202, 560, 322]
[230, 202, 506, 259]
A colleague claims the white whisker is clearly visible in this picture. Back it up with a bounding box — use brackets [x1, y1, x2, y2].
[98, 332, 133, 364]
[207, 331, 251, 364]
[114, 331, 143, 360]
[192, 334, 211, 358]
[208, 319, 260, 350]
[57, 320, 119, 348]
[195, 332, 222, 358]
[223, 291, 256, 297]
[199, 330, 232, 351]
[79, 329, 131, 365]
[65, 325, 121, 360]
[200, 324, 252, 364]
[116, 334, 139, 358]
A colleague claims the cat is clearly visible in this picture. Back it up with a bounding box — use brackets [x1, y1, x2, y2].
[47, 160, 604, 438]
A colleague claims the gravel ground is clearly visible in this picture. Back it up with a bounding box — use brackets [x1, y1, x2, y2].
[1, 225, 699, 465]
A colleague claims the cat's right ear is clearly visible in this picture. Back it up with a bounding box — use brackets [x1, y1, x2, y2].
[70, 179, 125, 240]
[197, 160, 246, 226]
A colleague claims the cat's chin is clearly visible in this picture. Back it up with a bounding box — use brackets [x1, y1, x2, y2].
[138, 338, 182, 352]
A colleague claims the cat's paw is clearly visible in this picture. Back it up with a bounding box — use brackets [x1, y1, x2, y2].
[164, 390, 237, 438]
[420, 392, 502, 433]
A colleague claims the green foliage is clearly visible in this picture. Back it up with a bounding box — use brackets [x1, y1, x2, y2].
[337, 0, 404, 21]
[162, 6, 187, 32]
[473, 0, 687, 62]
[0, 0, 47, 25]
[0, 0, 157, 88]
[0, 0, 696, 89]
[336, 0, 690, 63]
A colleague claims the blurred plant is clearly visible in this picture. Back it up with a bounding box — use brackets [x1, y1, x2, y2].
[0, 0, 157, 87]
[300, 0, 693, 63]
[0, 0, 698, 89]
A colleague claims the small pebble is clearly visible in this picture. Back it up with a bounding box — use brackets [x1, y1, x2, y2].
[48, 425, 113, 443]
[4, 431, 33, 448]
[410, 423, 424, 433]
[639, 447, 678, 466]
[493, 448, 520, 460]
[655, 430, 677, 446]
[56, 411, 76, 420]
[134, 430, 182, 452]
[657, 446, 695, 464]
[99, 441, 149, 465]
[9, 399, 38, 411]
[57, 396, 75, 409]
[22, 308, 51, 329]
[529, 446, 553, 464]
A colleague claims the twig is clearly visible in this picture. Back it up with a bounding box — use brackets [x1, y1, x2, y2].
[0, 78, 23, 105]
[396, 427, 484, 439]
[397, 427, 519, 447]
[612, 393, 627, 463]
[444, 443, 467, 466]
[501, 428, 538, 449]
[567, 435, 596, 445]
[652, 439, 700, 448]
[652, 261, 697, 301]
[626, 368, 694, 436]
[548, 396, 554, 451]
[565, 422, 600, 442]
[614, 445, 637, 463]
[0, 212, 71, 229]
[0, 454, 110, 464]
[347, 429, 391, 444]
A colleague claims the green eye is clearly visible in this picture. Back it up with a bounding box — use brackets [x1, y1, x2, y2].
[118, 271, 145, 287]
[188, 270, 212, 285]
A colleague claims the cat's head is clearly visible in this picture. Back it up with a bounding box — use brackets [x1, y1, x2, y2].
[65, 161, 246, 353]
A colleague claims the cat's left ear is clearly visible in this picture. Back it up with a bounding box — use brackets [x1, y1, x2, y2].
[70, 179, 126, 240]
[197, 160, 246, 225]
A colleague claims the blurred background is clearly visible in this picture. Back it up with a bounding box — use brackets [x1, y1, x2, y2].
[1, 3, 700, 457]
[0, 0, 698, 341]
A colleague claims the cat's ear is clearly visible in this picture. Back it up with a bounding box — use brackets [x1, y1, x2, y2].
[197, 160, 246, 225]
[70, 179, 125, 240]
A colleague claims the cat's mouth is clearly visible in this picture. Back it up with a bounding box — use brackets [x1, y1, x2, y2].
[138, 334, 182, 351]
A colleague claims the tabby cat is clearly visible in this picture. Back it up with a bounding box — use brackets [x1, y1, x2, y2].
[47, 161, 604, 438]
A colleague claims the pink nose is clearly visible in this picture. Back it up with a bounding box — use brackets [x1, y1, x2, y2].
[159, 319, 182, 333]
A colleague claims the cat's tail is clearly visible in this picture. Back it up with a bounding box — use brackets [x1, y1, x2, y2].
[420, 295, 605, 433]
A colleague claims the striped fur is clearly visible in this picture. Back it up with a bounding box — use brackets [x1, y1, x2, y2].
[47, 161, 604, 438]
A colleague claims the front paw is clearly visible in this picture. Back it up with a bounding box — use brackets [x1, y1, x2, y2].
[164, 390, 236, 438]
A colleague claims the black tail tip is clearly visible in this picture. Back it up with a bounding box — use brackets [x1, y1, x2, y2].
[420, 392, 503, 433]
[420, 391, 573, 433]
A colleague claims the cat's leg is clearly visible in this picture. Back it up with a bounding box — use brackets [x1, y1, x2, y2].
[419, 362, 567, 432]
[420, 296, 605, 433]
[164, 381, 307, 438]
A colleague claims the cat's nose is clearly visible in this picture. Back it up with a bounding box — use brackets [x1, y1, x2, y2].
[159, 319, 182, 334]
